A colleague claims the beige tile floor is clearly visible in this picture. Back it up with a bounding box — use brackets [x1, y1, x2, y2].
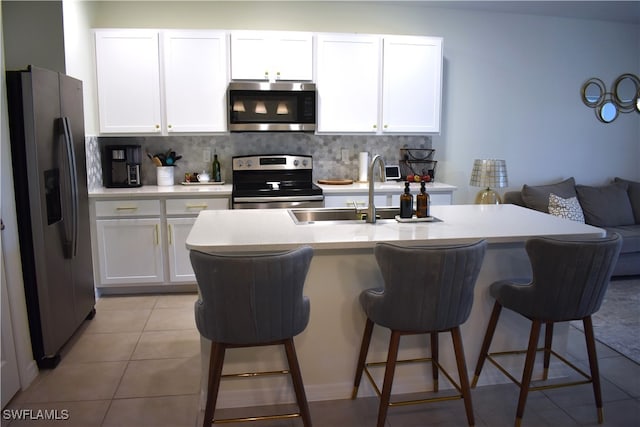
[3, 293, 639, 427]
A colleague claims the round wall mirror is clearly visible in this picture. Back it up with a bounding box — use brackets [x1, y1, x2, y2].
[597, 101, 618, 123]
[613, 74, 640, 113]
[581, 78, 606, 107]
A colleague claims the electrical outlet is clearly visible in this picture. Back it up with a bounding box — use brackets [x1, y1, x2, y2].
[341, 149, 350, 163]
[203, 149, 211, 162]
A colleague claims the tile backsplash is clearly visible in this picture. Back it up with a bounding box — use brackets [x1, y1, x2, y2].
[86, 133, 431, 190]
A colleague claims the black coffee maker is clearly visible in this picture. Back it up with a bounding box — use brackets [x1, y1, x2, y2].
[103, 145, 142, 187]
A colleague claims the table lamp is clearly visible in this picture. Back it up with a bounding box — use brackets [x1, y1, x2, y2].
[469, 159, 508, 204]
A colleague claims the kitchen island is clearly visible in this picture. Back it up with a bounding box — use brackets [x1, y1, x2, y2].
[186, 204, 605, 408]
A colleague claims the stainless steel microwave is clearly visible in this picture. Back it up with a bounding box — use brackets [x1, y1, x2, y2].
[228, 82, 316, 132]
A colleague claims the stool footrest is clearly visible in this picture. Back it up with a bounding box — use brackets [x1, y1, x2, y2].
[213, 412, 301, 424]
[363, 357, 464, 406]
[486, 347, 593, 390]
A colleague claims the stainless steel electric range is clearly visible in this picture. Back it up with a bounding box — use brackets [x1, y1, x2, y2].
[231, 154, 324, 209]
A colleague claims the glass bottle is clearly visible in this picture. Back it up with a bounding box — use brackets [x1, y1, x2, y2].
[400, 181, 413, 219]
[212, 154, 221, 182]
[416, 181, 430, 218]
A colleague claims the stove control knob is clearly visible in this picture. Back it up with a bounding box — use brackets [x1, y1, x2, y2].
[302, 159, 308, 167]
[247, 160, 253, 168]
[237, 160, 244, 168]
[293, 159, 299, 167]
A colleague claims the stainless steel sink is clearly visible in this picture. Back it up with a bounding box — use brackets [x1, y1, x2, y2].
[288, 207, 398, 224]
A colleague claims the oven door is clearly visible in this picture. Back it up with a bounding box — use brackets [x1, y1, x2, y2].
[232, 195, 324, 209]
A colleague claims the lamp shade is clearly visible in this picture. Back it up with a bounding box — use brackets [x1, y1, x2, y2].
[469, 159, 508, 189]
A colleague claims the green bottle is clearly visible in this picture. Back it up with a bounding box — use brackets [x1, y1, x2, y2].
[212, 154, 221, 182]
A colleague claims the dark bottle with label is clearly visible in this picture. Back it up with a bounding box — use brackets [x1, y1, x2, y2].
[416, 181, 430, 218]
[399, 181, 413, 219]
[212, 154, 221, 182]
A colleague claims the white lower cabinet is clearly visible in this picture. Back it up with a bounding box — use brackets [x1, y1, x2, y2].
[323, 189, 453, 208]
[96, 218, 164, 285]
[324, 194, 390, 208]
[91, 196, 229, 292]
[167, 218, 197, 282]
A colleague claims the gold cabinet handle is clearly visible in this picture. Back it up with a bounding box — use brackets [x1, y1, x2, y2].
[168, 224, 173, 245]
[155, 124, 160, 130]
[116, 206, 138, 211]
[384, 124, 388, 129]
[154, 224, 159, 245]
[186, 204, 208, 209]
[373, 124, 377, 129]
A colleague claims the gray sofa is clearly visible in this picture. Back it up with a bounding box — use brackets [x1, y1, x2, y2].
[504, 177, 640, 277]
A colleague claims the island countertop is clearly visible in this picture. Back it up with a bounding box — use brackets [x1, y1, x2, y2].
[186, 204, 605, 252]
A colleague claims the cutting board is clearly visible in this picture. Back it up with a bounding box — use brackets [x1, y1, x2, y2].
[318, 179, 354, 185]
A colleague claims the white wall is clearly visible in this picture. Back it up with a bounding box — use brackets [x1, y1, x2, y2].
[68, 1, 639, 201]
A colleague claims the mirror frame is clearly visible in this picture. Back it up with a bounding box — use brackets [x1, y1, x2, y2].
[612, 73, 640, 113]
[581, 78, 606, 108]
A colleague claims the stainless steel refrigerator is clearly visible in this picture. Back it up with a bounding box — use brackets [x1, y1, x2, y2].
[6, 66, 95, 369]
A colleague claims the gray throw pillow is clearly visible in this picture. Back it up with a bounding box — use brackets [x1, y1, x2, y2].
[575, 182, 635, 227]
[614, 177, 640, 224]
[521, 177, 577, 213]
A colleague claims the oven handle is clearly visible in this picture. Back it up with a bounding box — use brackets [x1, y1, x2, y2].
[233, 195, 324, 203]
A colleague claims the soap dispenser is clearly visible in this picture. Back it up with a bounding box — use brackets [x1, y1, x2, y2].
[400, 181, 413, 219]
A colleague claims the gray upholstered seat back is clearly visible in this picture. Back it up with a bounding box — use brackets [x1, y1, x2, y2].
[490, 233, 622, 321]
[361, 240, 487, 331]
[190, 246, 313, 344]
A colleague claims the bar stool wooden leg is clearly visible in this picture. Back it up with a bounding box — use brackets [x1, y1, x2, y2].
[543, 322, 554, 380]
[352, 318, 374, 399]
[583, 316, 604, 424]
[378, 330, 401, 427]
[203, 342, 226, 427]
[515, 320, 542, 427]
[284, 338, 312, 427]
[431, 332, 439, 392]
[472, 301, 502, 388]
[451, 327, 475, 426]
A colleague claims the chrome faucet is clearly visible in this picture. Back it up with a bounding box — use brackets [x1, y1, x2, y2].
[366, 154, 386, 224]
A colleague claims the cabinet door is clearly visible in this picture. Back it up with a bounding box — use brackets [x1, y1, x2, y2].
[271, 32, 313, 81]
[163, 31, 228, 133]
[324, 194, 389, 208]
[95, 30, 162, 133]
[230, 31, 313, 81]
[230, 32, 270, 80]
[167, 218, 196, 282]
[382, 36, 443, 133]
[96, 218, 164, 285]
[316, 34, 380, 132]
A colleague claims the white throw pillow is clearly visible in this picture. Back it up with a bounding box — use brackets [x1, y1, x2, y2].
[548, 193, 585, 223]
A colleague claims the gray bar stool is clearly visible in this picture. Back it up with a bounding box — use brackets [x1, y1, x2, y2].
[472, 233, 622, 427]
[352, 240, 487, 427]
[190, 246, 314, 427]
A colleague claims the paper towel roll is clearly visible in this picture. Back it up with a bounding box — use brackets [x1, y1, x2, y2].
[358, 152, 369, 182]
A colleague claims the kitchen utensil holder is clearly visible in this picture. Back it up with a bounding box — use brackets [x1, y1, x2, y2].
[157, 166, 174, 186]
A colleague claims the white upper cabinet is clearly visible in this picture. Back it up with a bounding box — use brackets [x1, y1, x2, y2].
[95, 29, 228, 134]
[230, 31, 313, 81]
[95, 30, 162, 133]
[382, 36, 443, 133]
[163, 30, 228, 133]
[316, 34, 443, 134]
[316, 34, 380, 132]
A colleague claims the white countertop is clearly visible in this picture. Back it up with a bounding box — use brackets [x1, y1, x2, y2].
[316, 181, 456, 194]
[186, 204, 605, 252]
[89, 184, 233, 199]
[88, 181, 455, 199]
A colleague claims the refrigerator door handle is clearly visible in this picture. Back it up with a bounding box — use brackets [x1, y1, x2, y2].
[61, 117, 79, 258]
